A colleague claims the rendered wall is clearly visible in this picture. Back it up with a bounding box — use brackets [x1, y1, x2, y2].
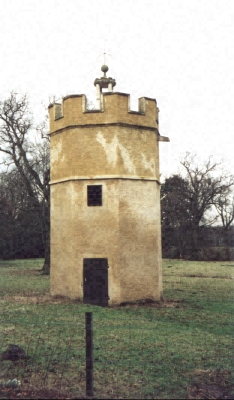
[50, 180, 121, 303]
[50, 125, 159, 183]
[50, 179, 162, 304]
[119, 179, 162, 302]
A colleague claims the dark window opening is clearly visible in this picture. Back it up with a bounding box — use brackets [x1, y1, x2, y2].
[87, 185, 102, 206]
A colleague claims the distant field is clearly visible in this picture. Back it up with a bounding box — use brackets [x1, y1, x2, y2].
[0, 259, 233, 399]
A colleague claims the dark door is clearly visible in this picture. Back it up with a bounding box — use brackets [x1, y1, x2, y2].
[83, 258, 108, 307]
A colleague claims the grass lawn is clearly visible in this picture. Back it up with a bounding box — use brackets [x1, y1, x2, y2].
[0, 258, 233, 399]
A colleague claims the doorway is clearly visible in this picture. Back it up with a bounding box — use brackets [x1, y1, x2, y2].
[83, 258, 108, 306]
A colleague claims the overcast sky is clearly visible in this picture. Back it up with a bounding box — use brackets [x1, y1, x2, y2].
[1, 0, 233, 178]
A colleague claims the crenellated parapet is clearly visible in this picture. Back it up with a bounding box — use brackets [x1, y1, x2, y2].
[48, 92, 159, 135]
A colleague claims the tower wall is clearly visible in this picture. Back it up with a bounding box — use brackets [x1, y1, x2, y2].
[119, 179, 162, 302]
[50, 179, 122, 303]
[50, 125, 160, 183]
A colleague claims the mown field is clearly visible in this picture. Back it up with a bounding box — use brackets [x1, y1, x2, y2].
[0, 259, 233, 399]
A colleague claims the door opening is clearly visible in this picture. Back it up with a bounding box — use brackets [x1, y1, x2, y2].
[83, 258, 108, 307]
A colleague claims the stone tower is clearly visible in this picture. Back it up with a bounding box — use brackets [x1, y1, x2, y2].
[48, 65, 169, 306]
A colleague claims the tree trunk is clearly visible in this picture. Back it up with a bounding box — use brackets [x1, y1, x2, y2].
[42, 229, 50, 274]
[224, 228, 231, 261]
[191, 224, 200, 259]
[40, 197, 50, 274]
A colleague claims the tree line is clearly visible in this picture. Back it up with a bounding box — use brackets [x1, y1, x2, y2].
[161, 154, 234, 260]
[0, 93, 234, 272]
[0, 93, 50, 273]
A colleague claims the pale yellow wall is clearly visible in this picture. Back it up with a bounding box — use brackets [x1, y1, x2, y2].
[50, 179, 162, 304]
[119, 180, 162, 302]
[49, 91, 163, 305]
[50, 125, 159, 183]
[50, 180, 122, 303]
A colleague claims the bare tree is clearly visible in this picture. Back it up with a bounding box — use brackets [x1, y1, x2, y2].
[215, 194, 234, 260]
[179, 153, 234, 257]
[0, 170, 45, 259]
[216, 195, 234, 229]
[0, 173, 16, 259]
[161, 153, 234, 259]
[0, 92, 50, 273]
[161, 174, 193, 258]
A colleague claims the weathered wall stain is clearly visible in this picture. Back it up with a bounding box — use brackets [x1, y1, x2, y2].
[141, 153, 155, 174]
[51, 141, 62, 164]
[96, 132, 136, 174]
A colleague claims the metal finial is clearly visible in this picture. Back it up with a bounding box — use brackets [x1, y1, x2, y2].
[99, 40, 111, 67]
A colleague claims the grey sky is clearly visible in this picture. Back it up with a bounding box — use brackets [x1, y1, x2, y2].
[1, 0, 233, 177]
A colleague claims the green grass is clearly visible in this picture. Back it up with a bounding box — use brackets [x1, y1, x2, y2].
[0, 259, 233, 398]
[0, 259, 47, 296]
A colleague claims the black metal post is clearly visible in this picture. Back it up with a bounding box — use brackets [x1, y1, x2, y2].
[86, 312, 93, 397]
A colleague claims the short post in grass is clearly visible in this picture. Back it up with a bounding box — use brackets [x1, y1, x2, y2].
[86, 312, 93, 397]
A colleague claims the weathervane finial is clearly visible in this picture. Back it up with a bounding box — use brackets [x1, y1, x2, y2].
[99, 39, 111, 66]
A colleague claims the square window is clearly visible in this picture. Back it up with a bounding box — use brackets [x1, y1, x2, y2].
[87, 185, 102, 206]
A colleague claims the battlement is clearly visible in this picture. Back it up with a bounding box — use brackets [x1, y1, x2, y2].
[48, 92, 159, 134]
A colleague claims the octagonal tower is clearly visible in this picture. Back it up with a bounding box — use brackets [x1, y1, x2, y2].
[48, 65, 169, 306]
